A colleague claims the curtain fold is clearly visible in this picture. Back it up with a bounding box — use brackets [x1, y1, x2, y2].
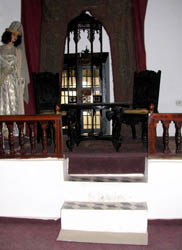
[132, 0, 148, 72]
[21, 0, 42, 114]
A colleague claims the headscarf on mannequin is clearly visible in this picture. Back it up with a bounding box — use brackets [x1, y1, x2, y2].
[6, 21, 30, 104]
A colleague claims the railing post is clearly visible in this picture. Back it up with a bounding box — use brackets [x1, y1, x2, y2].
[7, 123, 15, 157]
[174, 121, 182, 153]
[0, 123, 4, 155]
[0, 115, 64, 159]
[29, 122, 36, 154]
[40, 121, 48, 156]
[148, 115, 158, 155]
[54, 117, 63, 157]
[18, 122, 25, 155]
[162, 120, 170, 154]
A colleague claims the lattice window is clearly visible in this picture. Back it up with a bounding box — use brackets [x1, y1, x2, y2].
[82, 67, 100, 88]
[61, 69, 77, 104]
[82, 110, 101, 130]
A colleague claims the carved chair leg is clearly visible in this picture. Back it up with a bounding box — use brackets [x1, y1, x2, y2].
[46, 121, 52, 145]
[131, 124, 136, 139]
[37, 122, 42, 143]
[141, 120, 148, 142]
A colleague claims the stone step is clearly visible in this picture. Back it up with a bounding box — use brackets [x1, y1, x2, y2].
[58, 201, 148, 245]
[57, 230, 148, 245]
[62, 174, 148, 202]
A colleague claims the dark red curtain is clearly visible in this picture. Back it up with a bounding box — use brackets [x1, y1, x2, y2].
[21, 0, 42, 114]
[132, 0, 148, 72]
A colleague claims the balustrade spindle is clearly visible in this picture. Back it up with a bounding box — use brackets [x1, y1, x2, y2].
[54, 119, 62, 156]
[0, 123, 4, 155]
[29, 122, 36, 154]
[18, 122, 25, 155]
[162, 121, 170, 154]
[51, 121, 56, 152]
[41, 121, 48, 155]
[174, 121, 182, 153]
[149, 113, 182, 156]
[7, 123, 15, 156]
[0, 114, 63, 158]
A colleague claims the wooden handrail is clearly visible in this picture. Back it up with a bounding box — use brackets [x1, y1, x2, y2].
[148, 113, 182, 156]
[0, 114, 63, 159]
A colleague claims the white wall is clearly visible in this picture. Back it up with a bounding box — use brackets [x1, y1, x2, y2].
[145, 0, 182, 113]
[0, 158, 67, 219]
[148, 159, 182, 219]
[0, 0, 21, 44]
[1, 158, 182, 219]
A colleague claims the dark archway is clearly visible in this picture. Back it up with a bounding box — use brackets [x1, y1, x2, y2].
[40, 0, 137, 103]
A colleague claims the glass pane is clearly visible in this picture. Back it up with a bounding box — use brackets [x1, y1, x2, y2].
[82, 77, 92, 88]
[82, 69, 92, 88]
[94, 77, 100, 86]
[68, 91, 77, 96]
[61, 91, 68, 104]
[94, 111, 101, 129]
[62, 70, 76, 89]
[94, 90, 100, 95]
[93, 68, 100, 87]
[69, 70, 76, 88]
[82, 110, 101, 130]
[62, 71, 67, 88]
[82, 68, 100, 88]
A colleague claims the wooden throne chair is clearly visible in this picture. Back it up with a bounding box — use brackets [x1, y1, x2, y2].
[122, 70, 161, 140]
[33, 72, 60, 143]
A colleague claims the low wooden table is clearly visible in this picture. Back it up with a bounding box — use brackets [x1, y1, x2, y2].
[59, 103, 130, 151]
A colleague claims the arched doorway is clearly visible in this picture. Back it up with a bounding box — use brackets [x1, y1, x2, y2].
[61, 11, 112, 135]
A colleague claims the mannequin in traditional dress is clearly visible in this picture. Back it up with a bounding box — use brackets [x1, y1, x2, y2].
[0, 21, 30, 137]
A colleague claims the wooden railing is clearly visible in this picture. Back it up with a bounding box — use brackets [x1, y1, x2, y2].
[148, 113, 182, 156]
[0, 114, 63, 159]
[1, 112, 182, 158]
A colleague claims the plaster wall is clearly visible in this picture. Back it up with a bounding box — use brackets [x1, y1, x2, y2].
[145, 0, 182, 114]
[0, 158, 67, 219]
[0, 158, 182, 219]
[148, 159, 182, 219]
[0, 0, 21, 40]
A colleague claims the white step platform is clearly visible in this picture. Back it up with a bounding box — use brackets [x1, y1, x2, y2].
[58, 201, 148, 245]
[62, 174, 148, 203]
[58, 162, 148, 245]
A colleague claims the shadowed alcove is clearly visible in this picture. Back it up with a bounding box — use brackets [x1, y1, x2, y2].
[39, 0, 140, 103]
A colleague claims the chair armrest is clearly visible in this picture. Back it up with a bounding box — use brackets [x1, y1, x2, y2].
[123, 109, 149, 114]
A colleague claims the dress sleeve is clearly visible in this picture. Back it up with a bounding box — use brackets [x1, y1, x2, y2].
[16, 48, 22, 79]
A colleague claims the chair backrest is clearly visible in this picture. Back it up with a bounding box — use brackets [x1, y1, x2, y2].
[33, 72, 60, 114]
[133, 70, 161, 112]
